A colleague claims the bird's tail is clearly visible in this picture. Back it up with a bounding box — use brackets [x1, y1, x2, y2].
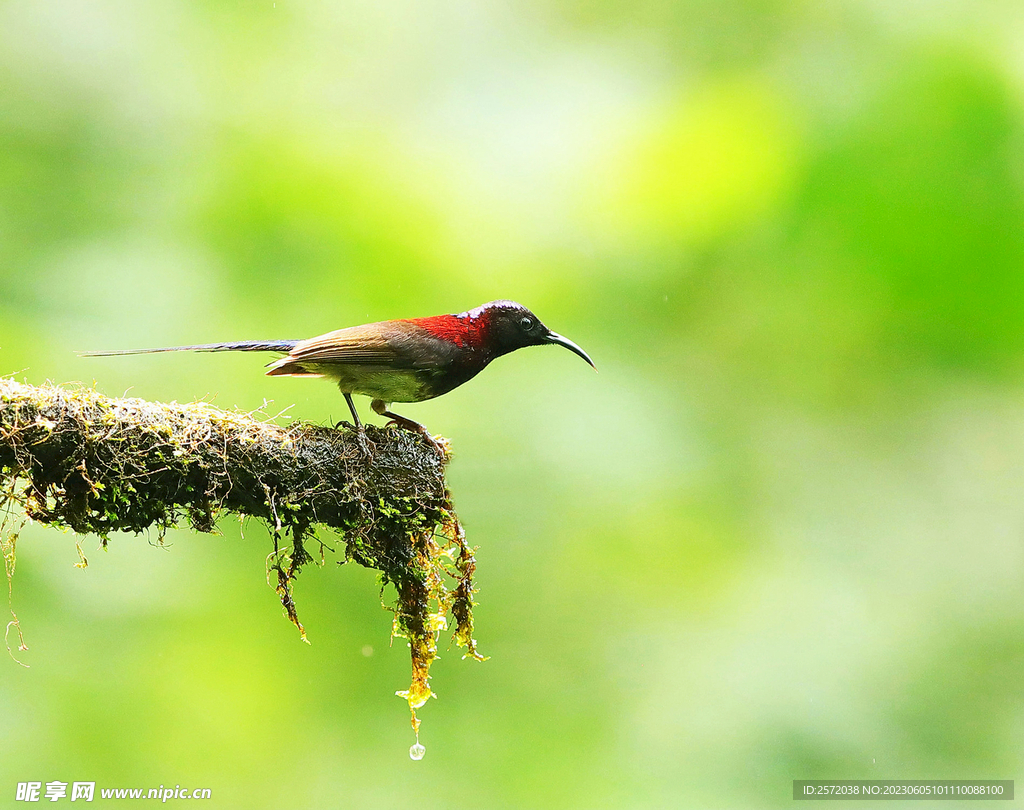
[79, 340, 301, 357]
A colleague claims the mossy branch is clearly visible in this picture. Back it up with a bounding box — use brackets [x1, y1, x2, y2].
[0, 377, 484, 735]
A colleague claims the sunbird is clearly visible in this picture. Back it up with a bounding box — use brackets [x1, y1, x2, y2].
[84, 300, 595, 441]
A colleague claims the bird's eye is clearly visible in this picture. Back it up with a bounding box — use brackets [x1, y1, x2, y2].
[519, 317, 534, 331]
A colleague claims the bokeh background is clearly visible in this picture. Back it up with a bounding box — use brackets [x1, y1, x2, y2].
[2, 1, 1024, 807]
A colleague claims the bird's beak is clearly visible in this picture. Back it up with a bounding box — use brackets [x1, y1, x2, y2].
[545, 331, 597, 370]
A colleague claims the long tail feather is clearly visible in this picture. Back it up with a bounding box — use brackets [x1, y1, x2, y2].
[79, 340, 300, 357]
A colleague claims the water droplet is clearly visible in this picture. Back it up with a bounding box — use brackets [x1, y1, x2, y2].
[409, 743, 426, 761]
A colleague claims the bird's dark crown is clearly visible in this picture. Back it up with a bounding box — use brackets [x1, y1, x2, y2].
[458, 300, 551, 355]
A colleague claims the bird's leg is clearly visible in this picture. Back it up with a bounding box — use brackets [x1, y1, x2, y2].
[371, 399, 446, 455]
[370, 398, 427, 434]
[333, 391, 364, 430]
[335, 390, 375, 455]
[344, 392, 363, 429]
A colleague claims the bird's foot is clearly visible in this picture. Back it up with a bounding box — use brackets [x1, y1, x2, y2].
[331, 417, 372, 449]
[333, 418, 376, 455]
[392, 423, 449, 458]
[383, 416, 449, 459]
[355, 426, 377, 457]
[370, 400, 448, 459]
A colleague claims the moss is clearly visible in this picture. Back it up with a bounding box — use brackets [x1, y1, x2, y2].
[0, 377, 483, 735]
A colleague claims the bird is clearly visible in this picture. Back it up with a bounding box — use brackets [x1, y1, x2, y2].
[82, 300, 595, 443]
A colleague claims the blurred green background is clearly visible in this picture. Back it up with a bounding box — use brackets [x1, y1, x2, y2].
[2, 1, 1024, 807]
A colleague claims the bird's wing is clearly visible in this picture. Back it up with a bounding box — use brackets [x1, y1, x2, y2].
[288, 324, 401, 364]
[266, 322, 454, 375]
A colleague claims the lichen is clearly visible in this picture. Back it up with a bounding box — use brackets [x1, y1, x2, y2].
[0, 377, 484, 733]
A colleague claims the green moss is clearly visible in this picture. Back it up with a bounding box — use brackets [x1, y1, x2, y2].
[0, 377, 483, 735]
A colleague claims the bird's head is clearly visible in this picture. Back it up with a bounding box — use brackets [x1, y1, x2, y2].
[464, 300, 596, 368]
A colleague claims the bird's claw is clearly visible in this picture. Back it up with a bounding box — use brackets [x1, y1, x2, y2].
[424, 433, 451, 459]
[384, 420, 448, 459]
[354, 428, 376, 457]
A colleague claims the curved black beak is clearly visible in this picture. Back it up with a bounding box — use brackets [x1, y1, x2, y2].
[544, 331, 596, 370]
